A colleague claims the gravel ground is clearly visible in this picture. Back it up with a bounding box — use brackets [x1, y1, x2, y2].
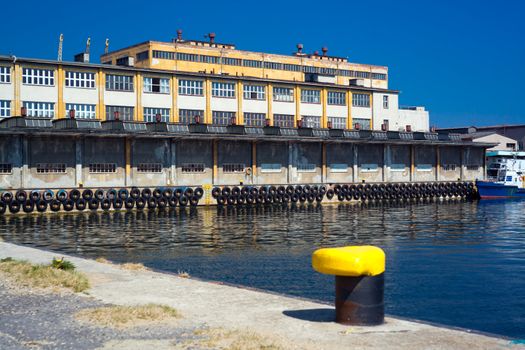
[0, 279, 200, 350]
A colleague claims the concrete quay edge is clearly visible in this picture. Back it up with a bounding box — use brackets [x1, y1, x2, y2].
[0, 241, 522, 350]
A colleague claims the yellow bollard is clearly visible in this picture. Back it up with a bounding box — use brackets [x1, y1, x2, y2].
[312, 245, 385, 325]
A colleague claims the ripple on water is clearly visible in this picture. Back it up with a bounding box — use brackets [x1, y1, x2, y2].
[0, 199, 524, 338]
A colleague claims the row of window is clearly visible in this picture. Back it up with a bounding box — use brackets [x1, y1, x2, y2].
[2, 100, 369, 130]
[0, 162, 481, 175]
[2, 66, 377, 108]
[149, 50, 387, 80]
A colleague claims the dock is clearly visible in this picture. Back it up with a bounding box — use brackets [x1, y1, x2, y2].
[0, 241, 518, 350]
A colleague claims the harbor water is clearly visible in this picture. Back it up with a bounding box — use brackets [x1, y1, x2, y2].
[0, 199, 524, 338]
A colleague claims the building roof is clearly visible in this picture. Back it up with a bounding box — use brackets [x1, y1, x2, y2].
[0, 55, 399, 94]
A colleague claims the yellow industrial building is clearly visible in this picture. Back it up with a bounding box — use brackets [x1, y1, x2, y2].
[0, 32, 429, 132]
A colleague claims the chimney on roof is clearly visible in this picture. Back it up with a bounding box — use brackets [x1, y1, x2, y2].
[313, 50, 319, 56]
[322, 47, 328, 56]
[297, 43, 303, 53]
[209, 32, 216, 44]
[177, 29, 183, 42]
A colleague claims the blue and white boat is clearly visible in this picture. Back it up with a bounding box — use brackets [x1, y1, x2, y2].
[476, 151, 525, 199]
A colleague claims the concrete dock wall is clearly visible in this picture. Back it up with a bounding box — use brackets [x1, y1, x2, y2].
[0, 135, 486, 190]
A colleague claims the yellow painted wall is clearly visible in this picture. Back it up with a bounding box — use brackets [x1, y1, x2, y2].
[101, 41, 388, 89]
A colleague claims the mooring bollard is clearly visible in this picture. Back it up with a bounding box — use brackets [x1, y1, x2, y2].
[312, 245, 385, 325]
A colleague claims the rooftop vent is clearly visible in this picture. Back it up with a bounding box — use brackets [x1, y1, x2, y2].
[295, 43, 306, 56]
[74, 53, 89, 63]
[321, 47, 328, 56]
[116, 56, 134, 67]
[177, 29, 183, 42]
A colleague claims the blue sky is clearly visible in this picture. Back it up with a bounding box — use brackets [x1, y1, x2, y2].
[0, 0, 523, 127]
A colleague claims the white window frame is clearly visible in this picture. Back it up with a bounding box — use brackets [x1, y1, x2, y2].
[327, 91, 346, 105]
[65, 103, 96, 119]
[178, 79, 204, 96]
[328, 116, 346, 129]
[244, 112, 266, 127]
[212, 82, 235, 98]
[106, 105, 134, 121]
[22, 68, 55, 86]
[143, 107, 170, 122]
[301, 89, 321, 104]
[352, 93, 370, 107]
[243, 84, 265, 100]
[105, 74, 134, 92]
[353, 118, 371, 130]
[65, 71, 95, 89]
[179, 109, 204, 124]
[0, 66, 11, 84]
[23, 101, 55, 118]
[143, 77, 170, 94]
[273, 114, 295, 128]
[302, 115, 321, 128]
[273, 87, 294, 102]
[212, 111, 235, 125]
[0, 100, 11, 117]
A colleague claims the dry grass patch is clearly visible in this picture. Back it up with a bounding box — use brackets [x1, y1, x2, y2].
[95, 257, 111, 264]
[76, 304, 180, 329]
[95, 258, 149, 271]
[120, 262, 148, 271]
[0, 259, 89, 292]
[177, 270, 190, 278]
[191, 328, 284, 350]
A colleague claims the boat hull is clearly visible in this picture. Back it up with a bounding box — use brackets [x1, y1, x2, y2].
[476, 180, 525, 199]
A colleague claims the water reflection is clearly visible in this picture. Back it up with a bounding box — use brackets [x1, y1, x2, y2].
[1, 199, 524, 338]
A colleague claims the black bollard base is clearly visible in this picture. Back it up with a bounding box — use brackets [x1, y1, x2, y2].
[335, 273, 384, 325]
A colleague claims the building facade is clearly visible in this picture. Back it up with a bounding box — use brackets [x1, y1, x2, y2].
[0, 34, 429, 131]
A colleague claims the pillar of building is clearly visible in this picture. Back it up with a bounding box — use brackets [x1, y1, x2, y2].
[21, 136, 29, 188]
[410, 145, 415, 182]
[212, 140, 218, 184]
[322, 143, 327, 183]
[460, 146, 465, 181]
[353, 145, 358, 183]
[436, 146, 440, 181]
[347, 91, 352, 129]
[369, 93, 374, 130]
[321, 88, 327, 128]
[267, 82, 273, 126]
[383, 144, 389, 182]
[294, 86, 300, 127]
[252, 141, 257, 184]
[135, 73, 142, 122]
[75, 138, 83, 186]
[97, 69, 105, 120]
[13, 63, 21, 116]
[288, 142, 294, 184]
[125, 138, 132, 186]
[237, 81, 243, 124]
[170, 141, 177, 186]
[57, 66, 65, 118]
[205, 79, 212, 124]
[171, 76, 178, 123]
